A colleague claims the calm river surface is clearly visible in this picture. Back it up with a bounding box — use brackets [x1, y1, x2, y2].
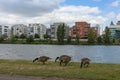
[0, 44, 120, 64]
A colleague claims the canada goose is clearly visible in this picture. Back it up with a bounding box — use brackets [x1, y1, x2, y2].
[55, 55, 71, 66]
[33, 56, 51, 64]
[80, 57, 90, 68]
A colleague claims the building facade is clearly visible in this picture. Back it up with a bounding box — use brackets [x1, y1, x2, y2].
[28, 23, 47, 40]
[0, 25, 2, 36]
[46, 28, 51, 39]
[0, 25, 10, 39]
[108, 21, 120, 40]
[11, 24, 28, 37]
[70, 22, 90, 39]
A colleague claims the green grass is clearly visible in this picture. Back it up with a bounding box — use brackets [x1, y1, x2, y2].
[0, 59, 120, 80]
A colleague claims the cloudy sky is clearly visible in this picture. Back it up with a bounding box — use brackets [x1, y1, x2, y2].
[0, 0, 120, 29]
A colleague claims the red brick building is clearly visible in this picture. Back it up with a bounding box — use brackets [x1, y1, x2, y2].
[69, 22, 90, 39]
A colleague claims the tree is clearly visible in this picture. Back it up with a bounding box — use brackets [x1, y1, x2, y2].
[20, 34, 26, 40]
[2, 34, 8, 40]
[119, 39, 120, 43]
[26, 35, 34, 43]
[57, 24, 65, 44]
[67, 36, 72, 44]
[112, 39, 115, 44]
[44, 34, 50, 40]
[110, 21, 114, 25]
[0, 35, 4, 43]
[97, 36, 102, 44]
[10, 35, 16, 43]
[14, 35, 19, 40]
[57, 25, 61, 43]
[75, 35, 80, 44]
[88, 28, 96, 44]
[103, 27, 111, 44]
[34, 33, 40, 38]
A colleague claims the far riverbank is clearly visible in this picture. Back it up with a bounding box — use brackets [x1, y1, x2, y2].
[1, 40, 120, 45]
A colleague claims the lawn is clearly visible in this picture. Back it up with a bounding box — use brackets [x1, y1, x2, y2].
[0, 59, 120, 80]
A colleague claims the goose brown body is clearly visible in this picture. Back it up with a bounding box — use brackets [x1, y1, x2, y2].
[55, 55, 71, 66]
[33, 56, 51, 64]
[80, 57, 90, 68]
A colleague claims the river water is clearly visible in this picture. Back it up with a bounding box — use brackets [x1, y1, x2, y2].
[0, 44, 120, 64]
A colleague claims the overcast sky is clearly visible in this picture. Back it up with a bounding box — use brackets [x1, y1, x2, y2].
[0, 0, 120, 29]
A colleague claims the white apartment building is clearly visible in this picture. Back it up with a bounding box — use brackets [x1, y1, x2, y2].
[11, 24, 28, 37]
[0, 25, 10, 39]
[28, 23, 47, 40]
[0, 25, 2, 36]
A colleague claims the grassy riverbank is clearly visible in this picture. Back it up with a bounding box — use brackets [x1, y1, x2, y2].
[0, 40, 114, 45]
[0, 59, 120, 80]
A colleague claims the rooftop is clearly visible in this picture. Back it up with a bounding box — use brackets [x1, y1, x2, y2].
[109, 25, 120, 28]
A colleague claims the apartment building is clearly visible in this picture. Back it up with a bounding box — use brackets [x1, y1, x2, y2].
[11, 24, 28, 37]
[0, 25, 10, 39]
[108, 21, 120, 40]
[28, 23, 47, 40]
[70, 22, 90, 39]
[46, 28, 51, 39]
[0, 25, 2, 36]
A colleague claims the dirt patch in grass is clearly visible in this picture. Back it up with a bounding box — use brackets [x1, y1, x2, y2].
[0, 74, 91, 80]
